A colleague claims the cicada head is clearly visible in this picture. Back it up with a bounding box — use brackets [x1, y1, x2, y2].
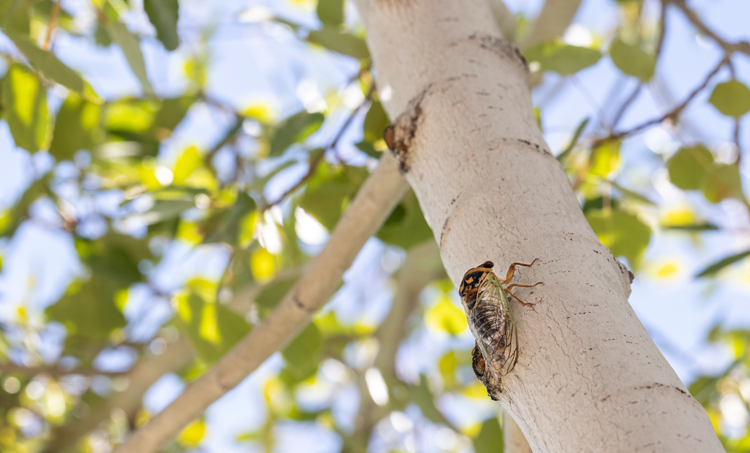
[458, 261, 494, 311]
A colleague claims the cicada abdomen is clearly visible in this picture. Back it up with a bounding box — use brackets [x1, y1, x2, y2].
[459, 260, 541, 379]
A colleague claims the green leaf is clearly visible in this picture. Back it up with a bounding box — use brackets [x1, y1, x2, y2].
[608, 181, 655, 205]
[586, 209, 651, 265]
[0, 0, 30, 34]
[316, 0, 344, 27]
[354, 140, 382, 159]
[105, 20, 155, 96]
[105, 99, 160, 135]
[662, 223, 719, 232]
[666, 145, 714, 191]
[255, 276, 298, 309]
[589, 141, 620, 177]
[709, 80, 750, 118]
[46, 278, 127, 340]
[689, 375, 718, 405]
[377, 191, 433, 249]
[474, 417, 504, 453]
[523, 40, 601, 75]
[282, 323, 322, 380]
[409, 375, 444, 424]
[3, 29, 85, 92]
[153, 95, 195, 133]
[173, 145, 202, 184]
[363, 100, 389, 142]
[307, 28, 370, 59]
[128, 199, 196, 225]
[1, 63, 50, 152]
[174, 289, 251, 363]
[557, 117, 589, 162]
[300, 163, 369, 230]
[49, 91, 101, 160]
[609, 37, 656, 82]
[701, 163, 743, 203]
[143, 0, 179, 51]
[270, 111, 324, 157]
[204, 192, 257, 246]
[696, 250, 750, 278]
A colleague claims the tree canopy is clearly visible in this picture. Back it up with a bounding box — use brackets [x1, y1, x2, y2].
[0, 0, 749, 452]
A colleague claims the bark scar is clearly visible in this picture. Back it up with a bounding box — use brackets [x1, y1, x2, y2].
[384, 84, 432, 174]
[468, 33, 529, 78]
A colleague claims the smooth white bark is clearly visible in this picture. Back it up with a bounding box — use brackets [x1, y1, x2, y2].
[355, 0, 721, 451]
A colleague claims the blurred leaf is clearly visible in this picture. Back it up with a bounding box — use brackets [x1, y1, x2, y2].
[251, 248, 276, 282]
[709, 80, 750, 118]
[662, 223, 719, 231]
[270, 111, 324, 157]
[307, 28, 370, 59]
[695, 250, 750, 278]
[173, 145, 202, 184]
[105, 99, 160, 135]
[689, 375, 718, 406]
[49, 91, 101, 160]
[0, 0, 30, 34]
[473, 417, 504, 453]
[128, 199, 196, 225]
[426, 296, 467, 335]
[177, 420, 206, 448]
[363, 100, 389, 142]
[300, 163, 369, 230]
[3, 29, 85, 92]
[666, 145, 714, 191]
[355, 140, 381, 158]
[609, 37, 655, 81]
[582, 196, 620, 214]
[1, 63, 50, 152]
[282, 323, 322, 380]
[105, 20, 155, 96]
[608, 181, 655, 205]
[94, 23, 112, 47]
[523, 40, 601, 75]
[46, 278, 127, 340]
[316, 0, 344, 26]
[376, 190, 433, 249]
[153, 95, 195, 136]
[1, 176, 53, 237]
[701, 163, 743, 203]
[409, 375, 444, 424]
[204, 192, 257, 246]
[143, 0, 179, 51]
[557, 117, 589, 162]
[586, 209, 651, 265]
[255, 276, 298, 309]
[174, 288, 250, 363]
[589, 141, 620, 177]
[438, 351, 457, 388]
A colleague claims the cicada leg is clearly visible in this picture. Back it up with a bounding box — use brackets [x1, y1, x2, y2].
[505, 282, 544, 308]
[500, 258, 540, 284]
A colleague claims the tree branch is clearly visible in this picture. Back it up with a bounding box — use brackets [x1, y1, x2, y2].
[112, 153, 408, 453]
[519, 0, 583, 49]
[0, 363, 126, 378]
[486, 0, 516, 42]
[667, 0, 750, 57]
[45, 337, 193, 453]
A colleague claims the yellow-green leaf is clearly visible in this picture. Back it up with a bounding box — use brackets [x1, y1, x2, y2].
[586, 209, 651, 265]
[666, 145, 714, 191]
[426, 296, 467, 335]
[523, 40, 601, 75]
[105, 20, 154, 96]
[609, 37, 655, 81]
[177, 420, 206, 447]
[1, 63, 50, 152]
[3, 29, 85, 92]
[709, 80, 750, 118]
[307, 27, 369, 59]
[143, 0, 180, 51]
[701, 163, 744, 203]
[316, 0, 344, 26]
[173, 145, 202, 183]
[589, 141, 620, 177]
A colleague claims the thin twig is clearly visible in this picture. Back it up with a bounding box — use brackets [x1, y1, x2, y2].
[42, 0, 62, 51]
[260, 83, 376, 211]
[595, 56, 728, 146]
[667, 0, 750, 57]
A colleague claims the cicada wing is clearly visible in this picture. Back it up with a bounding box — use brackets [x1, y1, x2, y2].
[477, 272, 519, 376]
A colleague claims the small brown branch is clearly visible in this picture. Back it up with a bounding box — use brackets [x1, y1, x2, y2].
[734, 118, 742, 165]
[596, 56, 728, 146]
[42, 0, 62, 51]
[667, 0, 750, 57]
[260, 84, 375, 211]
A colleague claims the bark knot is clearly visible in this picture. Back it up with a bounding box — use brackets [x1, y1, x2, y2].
[468, 33, 529, 78]
[384, 85, 431, 174]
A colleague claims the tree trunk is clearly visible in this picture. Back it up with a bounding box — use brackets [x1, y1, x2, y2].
[353, 0, 722, 451]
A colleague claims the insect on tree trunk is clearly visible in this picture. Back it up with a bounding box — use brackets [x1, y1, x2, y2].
[353, 0, 723, 451]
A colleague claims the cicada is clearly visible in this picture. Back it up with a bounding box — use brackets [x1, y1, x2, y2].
[459, 260, 542, 378]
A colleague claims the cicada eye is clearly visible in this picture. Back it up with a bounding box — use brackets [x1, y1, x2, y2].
[482, 261, 494, 269]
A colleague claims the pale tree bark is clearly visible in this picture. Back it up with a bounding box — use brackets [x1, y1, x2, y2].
[519, 0, 583, 48]
[354, 0, 722, 452]
[503, 411, 533, 453]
